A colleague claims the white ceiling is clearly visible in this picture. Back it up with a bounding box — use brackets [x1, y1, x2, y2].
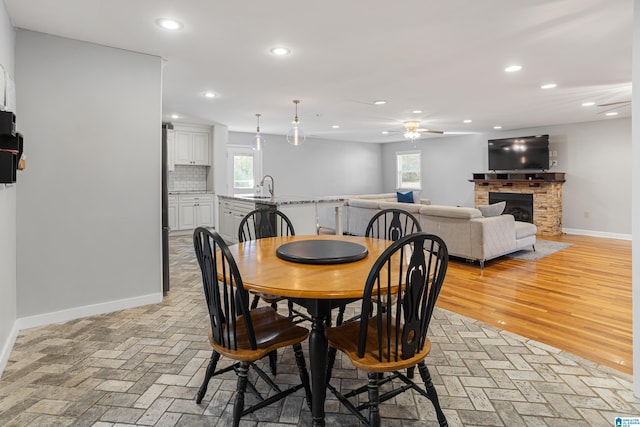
[4, 0, 633, 142]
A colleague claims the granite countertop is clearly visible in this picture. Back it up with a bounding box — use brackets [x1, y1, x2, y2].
[219, 194, 345, 206]
[168, 191, 214, 195]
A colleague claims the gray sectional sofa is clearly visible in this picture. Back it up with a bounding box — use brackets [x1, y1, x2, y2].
[317, 193, 537, 268]
[345, 193, 431, 236]
[419, 205, 536, 268]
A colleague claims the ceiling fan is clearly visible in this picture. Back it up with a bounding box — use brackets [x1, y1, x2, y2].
[597, 100, 631, 107]
[401, 120, 444, 139]
[596, 100, 631, 115]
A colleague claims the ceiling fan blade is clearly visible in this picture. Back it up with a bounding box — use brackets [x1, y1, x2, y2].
[597, 100, 631, 107]
[418, 128, 444, 135]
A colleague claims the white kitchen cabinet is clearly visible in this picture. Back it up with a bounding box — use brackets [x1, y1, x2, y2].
[177, 193, 214, 230]
[218, 198, 255, 243]
[175, 130, 210, 166]
[168, 194, 178, 231]
[219, 201, 235, 242]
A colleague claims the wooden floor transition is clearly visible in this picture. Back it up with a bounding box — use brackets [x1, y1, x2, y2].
[437, 233, 633, 375]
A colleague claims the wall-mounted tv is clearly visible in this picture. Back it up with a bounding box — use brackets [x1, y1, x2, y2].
[488, 134, 550, 171]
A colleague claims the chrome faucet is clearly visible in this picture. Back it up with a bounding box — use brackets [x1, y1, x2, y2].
[260, 174, 275, 198]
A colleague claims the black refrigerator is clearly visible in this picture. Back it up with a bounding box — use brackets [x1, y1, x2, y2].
[161, 123, 172, 294]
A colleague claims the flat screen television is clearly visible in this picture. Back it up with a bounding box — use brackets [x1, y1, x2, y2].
[488, 135, 550, 171]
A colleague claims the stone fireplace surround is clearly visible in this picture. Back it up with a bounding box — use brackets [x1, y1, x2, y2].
[471, 172, 565, 236]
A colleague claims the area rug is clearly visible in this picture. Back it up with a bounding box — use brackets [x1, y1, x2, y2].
[505, 239, 572, 261]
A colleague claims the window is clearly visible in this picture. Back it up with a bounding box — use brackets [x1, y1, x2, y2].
[396, 151, 421, 189]
[227, 145, 262, 194]
[233, 154, 254, 189]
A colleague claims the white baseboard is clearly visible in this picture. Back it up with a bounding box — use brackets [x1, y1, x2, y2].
[0, 322, 19, 378]
[562, 228, 632, 241]
[15, 293, 163, 331]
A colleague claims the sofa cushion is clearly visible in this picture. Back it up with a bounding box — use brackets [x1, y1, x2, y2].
[420, 205, 482, 220]
[379, 201, 423, 213]
[349, 193, 397, 201]
[347, 198, 383, 209]
[478, 201, 506, 217]
[396, 191, 414, 203]
[515, 221, 537, 239]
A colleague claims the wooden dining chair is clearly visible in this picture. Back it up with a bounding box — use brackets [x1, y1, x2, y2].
[326, 232, 449, 426]
[365, 208, 422, 241]
[335, 208, 422, 326]
[238, 208, 310, 322]
[193, 227, 312, 426]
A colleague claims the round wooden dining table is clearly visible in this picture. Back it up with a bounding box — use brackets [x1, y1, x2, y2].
[226, 234, 394, 427]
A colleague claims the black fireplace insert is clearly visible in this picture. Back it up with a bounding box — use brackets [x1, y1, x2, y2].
[489, 192, 533, 223]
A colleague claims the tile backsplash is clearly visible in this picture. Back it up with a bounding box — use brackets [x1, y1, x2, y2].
[168, 165, 208, 192]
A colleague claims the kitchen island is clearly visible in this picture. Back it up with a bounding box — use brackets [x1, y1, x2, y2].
[218, 194, 346, 243]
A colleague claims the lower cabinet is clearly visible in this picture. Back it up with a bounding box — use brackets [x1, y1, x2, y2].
[168, 195, 178, 231]
[218, 199, 255, 243]
[170, 193, 214, 232]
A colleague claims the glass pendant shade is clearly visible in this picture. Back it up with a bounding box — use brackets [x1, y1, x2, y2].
[252, 113, 266, 151]
[286, 124, 305, 146]
[287, 100, 305, 146]
[252, 134, 266, 151]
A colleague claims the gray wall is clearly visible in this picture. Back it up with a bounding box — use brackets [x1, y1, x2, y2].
[0, 0, 16, 372]
[228, 132, 383, 196]
[382, 135, 486, 207]
[381, 118, 631, 236]
[15, 30, 163, 318]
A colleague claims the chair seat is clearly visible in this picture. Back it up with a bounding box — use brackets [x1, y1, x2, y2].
[210, 306, 309, 361]
[327, 314, 431, 373]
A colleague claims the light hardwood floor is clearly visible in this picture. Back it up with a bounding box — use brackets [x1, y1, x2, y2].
[438, 233, 633, 374]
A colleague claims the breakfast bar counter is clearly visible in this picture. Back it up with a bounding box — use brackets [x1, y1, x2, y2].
[218, 194, 346, 242]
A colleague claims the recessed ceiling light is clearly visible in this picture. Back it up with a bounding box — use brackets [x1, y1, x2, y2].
[463, 119, 472, 123]
[373, 100, 387, 105]
[202, 91, 216, 98]
[541, 83, 557, 89]
[381, 131, 389, 135]
[412, 110, 423, 114]
[171, 114, 179, 119]
[270, 47, 290, 56]
[504, 65, 522, 72]
[332, 125, 340, 129]
[581, 102, 596, 107]
[156, 18, 183, 30]
[493, 125, 503, 129]
[606, 112, 619, 116]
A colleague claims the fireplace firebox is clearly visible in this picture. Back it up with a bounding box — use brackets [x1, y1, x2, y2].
[489, 192, 533, 223]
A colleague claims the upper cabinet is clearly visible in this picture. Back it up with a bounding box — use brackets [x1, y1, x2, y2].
[174, 128, 211, 166]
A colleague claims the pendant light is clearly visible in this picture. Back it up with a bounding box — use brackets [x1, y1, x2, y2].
[252, 113, 266, 151]
[286, 99, 306, 146]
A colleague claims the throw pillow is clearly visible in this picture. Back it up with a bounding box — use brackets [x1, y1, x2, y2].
[396, 191, 414, 203]
[478, 201, 506, 217]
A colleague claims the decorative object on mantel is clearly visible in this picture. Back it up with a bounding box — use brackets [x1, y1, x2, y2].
[251, 113, 266, 151]
[506, 239, 572, 262]
[286, 99, 305, 146]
